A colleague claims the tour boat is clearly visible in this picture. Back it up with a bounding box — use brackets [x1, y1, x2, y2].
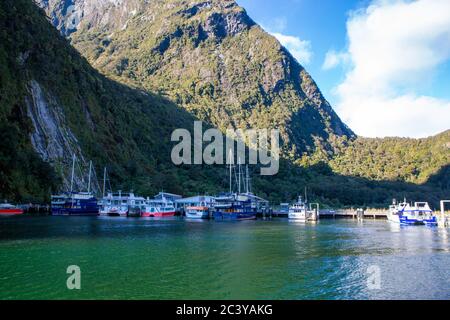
[52, 192, 99, 216]
[185, 205, 210, 219]
[288, 196, 309, 221]
[288, 192, 318, 221]
[213, 193, 257, 220]
[387, 199, 437, 225]
[51, 156, 99, 216]
[0, 203, 24, 215]
[142, 197, 176, 217]
[99, 192, 146, 217]
[212, 155, 262, 221]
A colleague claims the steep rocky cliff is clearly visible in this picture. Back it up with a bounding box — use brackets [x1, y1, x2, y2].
[36, 0, 355, 157]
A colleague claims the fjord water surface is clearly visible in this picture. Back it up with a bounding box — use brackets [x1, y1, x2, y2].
[0, 216, 449, 299]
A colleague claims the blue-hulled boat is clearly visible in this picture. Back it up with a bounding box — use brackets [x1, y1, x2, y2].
[213, 193, 257, 221]
[51, 155, 99, 216]
[51, 192, 99, 216]
[212, 154, 263, 221]
[387, 199, 437, 225]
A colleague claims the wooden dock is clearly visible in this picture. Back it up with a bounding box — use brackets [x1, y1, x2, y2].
[319, 209, 387, 219]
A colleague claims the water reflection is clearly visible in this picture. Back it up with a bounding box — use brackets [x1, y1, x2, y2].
[0, 217, 449, 299]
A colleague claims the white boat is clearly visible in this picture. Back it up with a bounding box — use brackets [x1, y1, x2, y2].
[142, 195, 176, 217]
[99, 192, 146, 217]
[177, 196, 214, 219]
[288, 196, 317, 221]
[387, 199, 437, 225]
[288, 196, 308, 220]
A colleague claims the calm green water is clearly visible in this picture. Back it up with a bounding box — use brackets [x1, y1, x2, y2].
[0, 216, 449, 300]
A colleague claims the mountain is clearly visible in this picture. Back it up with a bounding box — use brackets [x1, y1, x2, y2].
[36, 0, 354, 157]
[0, 0, 448, 207]
[0, 0, 225, 202]
[330, 130, 450, 186]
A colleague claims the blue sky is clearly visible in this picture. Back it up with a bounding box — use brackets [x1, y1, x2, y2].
[237, 0, 450, 138]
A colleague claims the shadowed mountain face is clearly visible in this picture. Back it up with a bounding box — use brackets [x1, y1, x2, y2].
[36, 0, 355, 156]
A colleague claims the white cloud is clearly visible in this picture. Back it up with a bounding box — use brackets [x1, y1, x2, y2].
[332, 0, 450, 138]
[270, 32, 313, 65]
[322, 50, 349, 70]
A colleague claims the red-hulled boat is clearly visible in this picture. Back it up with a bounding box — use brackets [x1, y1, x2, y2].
[0, 203, 24, 215]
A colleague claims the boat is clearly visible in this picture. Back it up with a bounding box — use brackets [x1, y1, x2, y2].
[51, 156, 99, 216]
[288, 196, 309, 221]
[51, 192, 99, 216]
[213, 193, 257, 220]
[99, 191, 145, 217]
[387, 199, 437, 225]
[142, 195, 176, 217]
[0, 203, 24, 215]
[175, 195, 214, 219]
[185, 206, 210, 219]
[288, 188, 318, 221]
[212, 155, 258, 221]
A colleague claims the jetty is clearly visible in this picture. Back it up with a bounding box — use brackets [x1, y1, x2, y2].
[319, 209, 387, 219]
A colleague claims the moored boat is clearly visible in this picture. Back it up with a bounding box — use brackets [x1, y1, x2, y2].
[142, 196, 176, 217]
[0, 203, 24, 215]
[99, 192, 145, 217]
[185, 206, 210, 219]
[213, 193, 257, 220]
[387, 199, 437, 225]
[288, 190, 318, 221]
[288, 196, 308, 221]
[51, 156, 99, 216]
[212, 155, 259, 221]
[51, 192, 99, 216]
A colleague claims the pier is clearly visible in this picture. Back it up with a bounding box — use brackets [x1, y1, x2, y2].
[319, 209, 387, 219]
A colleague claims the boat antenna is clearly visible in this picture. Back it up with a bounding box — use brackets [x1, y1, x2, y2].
[70, 154, 76, 194]
[88, 160, 92, 193]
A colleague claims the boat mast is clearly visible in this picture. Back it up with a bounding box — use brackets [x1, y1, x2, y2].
[103, 167, 106, 197]
[70, 154, 75, 194]
[238, 157, 241, 194]
[88, 160, 92, 193]
[304, 186, 308, 203]
[229, 150, 232, 194]
[245, 165, 249, 194]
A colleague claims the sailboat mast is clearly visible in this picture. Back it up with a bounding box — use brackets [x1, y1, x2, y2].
[245, 165, 249, 193]
[103, 167, 106, 197]
[304, 186, 308, 203]
[88, 160, 92, 193]
[229, 150, 232, 194]
[70, 154, 75, 194]
[238, 158, 241, 194]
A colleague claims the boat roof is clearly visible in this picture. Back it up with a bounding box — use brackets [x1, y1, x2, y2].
[175, 196, 214, 204]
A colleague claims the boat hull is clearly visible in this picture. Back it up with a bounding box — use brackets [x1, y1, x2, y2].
[0, 209, 24, 215]
[387, 214, 437, 226]
[52, 208, 99, 216]
[213, 211, 256, 221]
[186, 211, 210, 219]
[142, 211, 176, 217]
[288, 212, 307, 221]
